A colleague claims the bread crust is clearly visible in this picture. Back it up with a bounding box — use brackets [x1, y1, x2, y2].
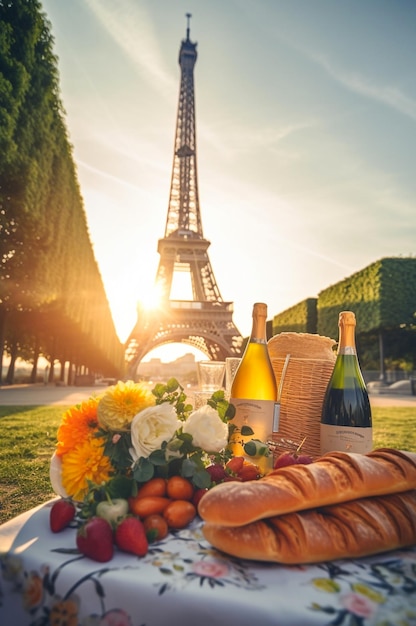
[202, 490, 416, 563]
[198, 448, 416, 526]
[267, 332, 336, 360]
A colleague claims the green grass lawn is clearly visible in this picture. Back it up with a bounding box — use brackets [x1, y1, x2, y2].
[0, 404, 415, 525]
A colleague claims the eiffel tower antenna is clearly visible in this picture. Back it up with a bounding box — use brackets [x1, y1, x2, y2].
[186, 12, 191, 39]
[125, 17, 243, 378]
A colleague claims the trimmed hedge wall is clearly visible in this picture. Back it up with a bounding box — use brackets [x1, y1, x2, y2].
[272, 298, 317, 335]
[317, 258, 416, 340]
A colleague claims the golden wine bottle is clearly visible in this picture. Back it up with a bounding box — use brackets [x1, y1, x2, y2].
[230, 303, 278, 460]
[320, 311, 372, 455]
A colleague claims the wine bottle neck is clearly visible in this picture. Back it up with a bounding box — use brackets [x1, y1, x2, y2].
[250, 308, 267, 343]
[337, 318, 357, 355]
[338, 345, 357, 356]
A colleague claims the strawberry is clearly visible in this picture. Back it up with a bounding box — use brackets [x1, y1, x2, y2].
[192, 488, 208, 509]
[50, 498, 76, 533]
[225, 456, 245, 475]
[76, 517, 114, 562]
[238, 462, 261, 481]
[115, 516, 148, 557]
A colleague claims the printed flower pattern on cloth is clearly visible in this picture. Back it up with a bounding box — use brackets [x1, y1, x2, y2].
[1, 517, 416, 626]
[309, 553, 416, 625]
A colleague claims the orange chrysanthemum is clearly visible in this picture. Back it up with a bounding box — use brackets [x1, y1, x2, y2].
[60, 436, 113, 501]
[56, 397, 101, 457]
[97, 380, 155, 432]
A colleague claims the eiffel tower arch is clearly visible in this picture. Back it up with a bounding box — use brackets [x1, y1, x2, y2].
[125, 16, 243, 379]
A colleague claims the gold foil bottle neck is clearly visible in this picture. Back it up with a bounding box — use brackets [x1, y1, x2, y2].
[338, 311, 356, 350]
[253, 302, 267, 319]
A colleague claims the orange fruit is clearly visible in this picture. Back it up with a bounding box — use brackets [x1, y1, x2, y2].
[166, 476, 194, 501]
[163, 500, 196, 529]
[128, 496, 171, 518]
[143, 514, 169, 542]
[136, 478, 167, 499]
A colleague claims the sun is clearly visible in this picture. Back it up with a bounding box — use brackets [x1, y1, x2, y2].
[138, 284, 164, 312]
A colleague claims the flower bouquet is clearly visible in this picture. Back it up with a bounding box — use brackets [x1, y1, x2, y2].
[49, 378, 268, 559]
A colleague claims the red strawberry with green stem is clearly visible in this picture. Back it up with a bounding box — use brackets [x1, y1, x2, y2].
[76, 517, 114, 562]
[115, 516, 148, 557]
[50, 498, 76, 533]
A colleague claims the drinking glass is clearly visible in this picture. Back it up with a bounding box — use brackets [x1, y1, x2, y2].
[197, 360, 225, 391]
[225, 357, 241, 396]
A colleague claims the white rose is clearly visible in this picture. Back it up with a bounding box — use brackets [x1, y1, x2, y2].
[182, 406, 229, 452]
[49, 452, 69, 498]
[130, 403, 180, 461]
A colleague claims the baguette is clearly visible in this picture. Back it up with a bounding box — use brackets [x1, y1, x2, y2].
[203, 490, 416, 563]
[198, 448, 416, 526]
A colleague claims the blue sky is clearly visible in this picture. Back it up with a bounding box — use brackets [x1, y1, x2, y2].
[41, 0, 416, 359]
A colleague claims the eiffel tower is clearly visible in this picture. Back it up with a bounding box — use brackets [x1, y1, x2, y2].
[125, 16, 243, 378]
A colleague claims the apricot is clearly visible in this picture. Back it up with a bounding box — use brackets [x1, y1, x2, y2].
[163, 500, 196, 529]
[128, 496, 170, 518]
[166, 476, 194, 501]
[136, 477, 167, 499]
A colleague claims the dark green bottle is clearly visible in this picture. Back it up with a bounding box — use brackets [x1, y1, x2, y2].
[320, 311, 372, 455]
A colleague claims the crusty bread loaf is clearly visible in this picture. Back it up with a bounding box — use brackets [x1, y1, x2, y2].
[267, 332, 336, 360]
[198, 448, 416, 526]
[203, 490, 416, 563]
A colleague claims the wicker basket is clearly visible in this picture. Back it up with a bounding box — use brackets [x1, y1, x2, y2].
[271, 357, 335, 459]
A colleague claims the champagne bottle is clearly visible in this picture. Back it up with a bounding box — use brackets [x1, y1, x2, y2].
[230, 303, 278, 462]
[320, 311, 372, 455]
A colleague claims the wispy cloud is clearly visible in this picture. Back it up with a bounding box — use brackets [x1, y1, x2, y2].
[309, 52, 416, 122]
[84, 0, 176, 96]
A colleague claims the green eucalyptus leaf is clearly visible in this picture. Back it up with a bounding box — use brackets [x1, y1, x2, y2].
[149, 448, 168, 466]
[181, 457, 197, 478]
[106, 475, 135, 499]
[152, 383, 166, 399]
[133, 458, 155, 482]
[166, 378, 180, 392]
[192, 469, 211, 489]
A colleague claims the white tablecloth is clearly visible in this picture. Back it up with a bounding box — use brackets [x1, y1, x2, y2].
[1, 500, 416, 625]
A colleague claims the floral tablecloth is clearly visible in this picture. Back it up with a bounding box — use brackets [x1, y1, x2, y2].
[1, 500, 416, 626]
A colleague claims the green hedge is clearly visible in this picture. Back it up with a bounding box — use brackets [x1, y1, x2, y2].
[317, 258, 416, 339]
[272, 298, 317, 335]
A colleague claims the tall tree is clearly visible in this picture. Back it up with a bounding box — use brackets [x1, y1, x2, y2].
[0, 0, 124, 383]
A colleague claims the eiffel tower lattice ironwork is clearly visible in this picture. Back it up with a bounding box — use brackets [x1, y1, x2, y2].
[125, 16, 243, 378]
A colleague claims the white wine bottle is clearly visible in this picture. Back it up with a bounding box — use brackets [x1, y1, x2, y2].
[320, 311, 372, 455]
[230, 303, 278, 461]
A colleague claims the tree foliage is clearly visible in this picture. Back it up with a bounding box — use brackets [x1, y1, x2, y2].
[0, 0, 124, 382]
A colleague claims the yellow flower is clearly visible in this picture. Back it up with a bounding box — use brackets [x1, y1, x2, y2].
[61, 437, 113, 501]
[56, 398, 100, 457]
[97, 380, 155, 432]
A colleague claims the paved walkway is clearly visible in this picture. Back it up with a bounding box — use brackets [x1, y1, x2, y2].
[0, 383, 415, 407]
[0, 383, 106, 406]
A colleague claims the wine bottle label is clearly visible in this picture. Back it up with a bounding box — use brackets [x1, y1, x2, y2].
[230, 398, 278, 443]
[320, 423, 373, 455]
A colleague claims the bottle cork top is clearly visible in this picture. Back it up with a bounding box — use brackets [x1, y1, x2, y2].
[253, 302, 267, 317]
[339, 311, 356, 326]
